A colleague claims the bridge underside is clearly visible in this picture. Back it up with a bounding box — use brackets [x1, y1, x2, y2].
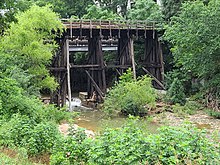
[50, 20, 164, 107]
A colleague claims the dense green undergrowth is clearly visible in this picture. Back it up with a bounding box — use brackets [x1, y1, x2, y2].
[0, 149, 43, 165]
[103, 69, 156, 116]
[0, 5, 72, 159]
[50, 118, 220, 165]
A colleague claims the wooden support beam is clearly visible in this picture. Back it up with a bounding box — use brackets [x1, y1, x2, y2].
[142, 67, 165, 90]
[115, 68, 122, 76]
[85, 70, 104, 100]
[130, 38, 136, 80]
[117, 39, 129, 60]
[106, 65, 131, 69]
[158, 42, 164, 82]
[49, 67, 67, 71]
[66, 39, 72, 110]
[70, 64, 100, 68]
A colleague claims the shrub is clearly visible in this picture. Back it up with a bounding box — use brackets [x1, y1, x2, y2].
[0, 152, 37, 165]
[103, 69, 156, 116]
[0, 114, 61, 155]
[50, 118, 220, 164]
[144, 126, 220, 164]
[166, 78, 186, 105]
[88, 119, 148, 164]
[89, 122, 220, 164]
[172, 101, 202, 116]
[0, 77, 71, 123]
[208, 110, 220, 119]
[50, 126, 92, 165]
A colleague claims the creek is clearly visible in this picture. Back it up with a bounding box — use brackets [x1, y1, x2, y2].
[74, 107, 160, 133]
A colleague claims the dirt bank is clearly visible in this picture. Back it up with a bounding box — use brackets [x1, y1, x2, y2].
[153, 110, 220, 135]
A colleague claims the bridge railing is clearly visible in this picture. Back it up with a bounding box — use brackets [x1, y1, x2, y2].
[61, 19, 163, 31]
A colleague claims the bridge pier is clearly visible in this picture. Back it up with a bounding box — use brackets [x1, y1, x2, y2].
[87, 36, 106, 100]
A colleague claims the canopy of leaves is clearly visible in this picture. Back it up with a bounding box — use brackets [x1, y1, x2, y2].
[0, 0, 33, 32]
[127, 0, 163, 21]
[82, 5, 123, 20]
[165, 0, 220, 92]
[0, 5, 63, 92]
[160, 0, 186, 21]
[36, 0, 94, 18]
[95, 0, 128, 17]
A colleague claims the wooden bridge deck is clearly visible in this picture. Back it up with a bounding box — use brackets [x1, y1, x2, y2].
[61, 19, 163, 38]
[61, 19, 162, 30]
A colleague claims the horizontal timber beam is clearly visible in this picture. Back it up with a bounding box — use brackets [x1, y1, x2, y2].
[70, 64, 100, 68]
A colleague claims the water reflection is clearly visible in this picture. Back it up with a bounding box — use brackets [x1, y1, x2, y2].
[74, 107, 160, 134]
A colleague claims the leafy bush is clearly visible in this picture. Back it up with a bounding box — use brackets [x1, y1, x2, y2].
[88, 119, 147, 164]
[0, 76, 70, 123]
[50, 118, 220, 164]
[208, 110, 220, 119]
[103, 69, 156, 116]
[0, 114, 61, 155]
[172, 101, 202, 116]
[144, 126, 220, 164]
[166, 78, 186, 105]
[165, 0, 220, 108]
[50, 126, 92, 165]
[0, 152, 39, 165]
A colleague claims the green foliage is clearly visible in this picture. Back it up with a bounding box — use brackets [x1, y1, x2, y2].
[0, 152, 41, 165]
[0, 114, 61, 155]
[82, 5, 122, 20]
[0, 4, 72, 158]
[166, 78, 186, 105]
[208, 110, 220, 119]
[50, 118, 220, 164]
[88, 119, 147, 164]
[164, 0, 220, 107]
[145, 125, 219, 164]
[36, 0, 93, 18]
[0, 76, 70, 122]
[161, 0, 185, 21]
[95, 0, 128, 17]
[0, 0, 33, 32]
[0, 5, 63, 92]
[172, 101, 202, 116]
[50, 127, 92, 165]
[127, 0, 163, 21]
[103, 69, 156, 116]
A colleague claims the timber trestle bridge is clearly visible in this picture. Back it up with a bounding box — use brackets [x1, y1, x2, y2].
[50, 19, 164, 107]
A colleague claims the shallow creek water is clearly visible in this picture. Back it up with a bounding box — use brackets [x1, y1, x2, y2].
[74, 107, 160, 133]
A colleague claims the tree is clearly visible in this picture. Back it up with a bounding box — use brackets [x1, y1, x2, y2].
[0, 0, 33, 32]
[96, 0, 128, 17]
[36, 0, 94, 18]
[127, 0, 163, 21]
[0, 5, 63, 93]
[160, 0, 185, 21]
[82, 4, 122, 20]
[164, 0, 220, 108]
[160, 0, 210, 21]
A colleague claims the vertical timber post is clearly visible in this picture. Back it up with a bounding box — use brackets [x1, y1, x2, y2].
[66, 39, 72, 110]
[159, 42, 164, 82]
[88, 36, 106, 100]
[130, 37, 136, 80]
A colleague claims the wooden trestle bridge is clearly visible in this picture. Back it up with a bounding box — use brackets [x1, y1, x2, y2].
[50, 19, 164, 107]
